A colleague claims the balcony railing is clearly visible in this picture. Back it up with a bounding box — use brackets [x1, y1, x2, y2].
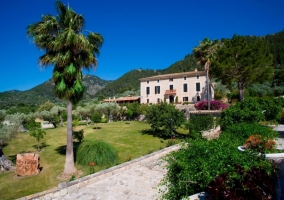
[165, 89, 176, 95]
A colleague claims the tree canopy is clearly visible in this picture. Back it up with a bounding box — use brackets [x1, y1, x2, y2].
[212, 35, 273, 101]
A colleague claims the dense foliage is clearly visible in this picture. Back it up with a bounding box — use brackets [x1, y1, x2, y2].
[145, 102, 185, 138]
[76, 140, 118, 166]
[207, 165, 275, 200]
[185, 114, 215, 138]
[161, 134, 275, 199]
[220, 97, 282, 130]
[212, 35, 274, 101]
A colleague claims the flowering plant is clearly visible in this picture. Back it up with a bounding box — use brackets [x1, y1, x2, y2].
[243, 134, 276, 152]
[194, 100, 229, 110]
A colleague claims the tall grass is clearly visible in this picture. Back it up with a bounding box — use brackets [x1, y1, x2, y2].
[76, 140, 118, 166]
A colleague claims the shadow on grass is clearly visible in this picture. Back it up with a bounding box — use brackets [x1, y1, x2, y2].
[140, 129, 169, 140]
[55, 142, 81, 162]
[32, 142, 50, 151]
[92, 127, 102, 130]
[141, 129, 188, 140]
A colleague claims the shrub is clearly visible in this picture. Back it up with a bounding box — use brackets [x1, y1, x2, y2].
[145, 102, 185, 138]
[76, 140, 118, 166]
[243, 134, 276, 152]
[160, 138, 274, 199]
[73, 129, 84, 143]
[220, 123, 278, 144]
[194, 100, 229, 110]
[207, 165, 275, 200]
[221, 97, 283, 130]
[185, 114, 215, 134]
[220, 98, 265, 130]
[256, 97, 282, 122]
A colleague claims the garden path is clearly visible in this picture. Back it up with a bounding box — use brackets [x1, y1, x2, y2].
[53, 158, 167, 200]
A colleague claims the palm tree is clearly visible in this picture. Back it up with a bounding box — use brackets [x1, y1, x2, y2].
[27, 1, 103, 175]
[193, 38, 218, 110]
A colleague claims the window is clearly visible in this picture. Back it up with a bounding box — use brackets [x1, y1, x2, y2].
[157, 98, 160, 103]
[197, 75, 199, 79]
[183, 84, 188, 92]
[183, 97, 188, 102]
[196, 83, 200, 92]
[184, 76, 187, 80]
[155, 86, 160, 94]
[146, 87, 150, 95]
[169, 78, 173, 82]
[147, 99, 149, 103]
[147, 80, 149, 84]
[157, 79, 159, 83]
[169, 85, 173, 90]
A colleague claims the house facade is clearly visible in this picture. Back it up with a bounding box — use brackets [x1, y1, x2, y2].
[139, 70, 213, 104]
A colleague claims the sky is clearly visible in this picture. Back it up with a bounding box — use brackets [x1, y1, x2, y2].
[0, 0, 283, 92]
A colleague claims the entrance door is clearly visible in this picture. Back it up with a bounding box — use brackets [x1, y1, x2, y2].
[170, 95, 175, 103]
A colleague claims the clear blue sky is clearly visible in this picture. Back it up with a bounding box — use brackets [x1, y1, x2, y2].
[0, 0, 283, 92]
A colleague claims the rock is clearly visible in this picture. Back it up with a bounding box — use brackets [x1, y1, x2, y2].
[0, 155, 15, 171]
[16, 153, 40, 176]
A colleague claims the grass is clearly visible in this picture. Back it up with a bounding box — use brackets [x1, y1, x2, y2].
[0, 121, 172, 200]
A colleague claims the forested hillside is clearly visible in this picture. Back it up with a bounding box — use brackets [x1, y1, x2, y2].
[94, 69, 162, 98]
[95, 54, 203, 98]
[0, 75, 110, 109]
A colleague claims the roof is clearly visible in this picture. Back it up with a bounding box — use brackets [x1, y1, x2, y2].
[104, 96, 140, 102]
[139, 70, 206, 82]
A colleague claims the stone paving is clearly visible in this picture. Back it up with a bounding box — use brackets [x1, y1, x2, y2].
[53, 159, 167, 200]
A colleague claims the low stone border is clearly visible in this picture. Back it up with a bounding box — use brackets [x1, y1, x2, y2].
[17, 144, 181, 200]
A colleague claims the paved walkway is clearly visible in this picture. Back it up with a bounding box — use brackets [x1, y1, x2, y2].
[53, 159, 167, 200]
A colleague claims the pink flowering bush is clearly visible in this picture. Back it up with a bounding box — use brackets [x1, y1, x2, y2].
[194, 100, 229, 110]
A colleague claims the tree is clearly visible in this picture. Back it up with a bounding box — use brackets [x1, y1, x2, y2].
[95, 103, 120, 122]
[37, 101, 55, 112]
[27, 1, 103, 175]
[145, 102, 185, 138]
[91, 112, 101, 129]
[30, 128, 46, 152]
[212, 35, 273, 101]
[193, 38, 219, 110]
[0, 113, 26, 157]
[50, 105, 66, 127]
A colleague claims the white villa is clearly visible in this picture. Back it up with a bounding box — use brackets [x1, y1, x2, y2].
[139, 69, 214, 104]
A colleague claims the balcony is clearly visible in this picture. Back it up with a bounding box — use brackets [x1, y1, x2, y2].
[165, 89, 176, 95]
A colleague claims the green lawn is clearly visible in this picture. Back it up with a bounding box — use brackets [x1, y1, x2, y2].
[0, 121, 171, 200]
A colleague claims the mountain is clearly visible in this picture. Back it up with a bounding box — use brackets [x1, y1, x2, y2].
[0, 75, 111, 109]
[94, 69, 162, 98]
[1, 30, 284, 109]
[94, 54, 202, 98]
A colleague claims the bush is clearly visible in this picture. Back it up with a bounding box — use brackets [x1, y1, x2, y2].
[220, 122, 278, 143]
[220, 98, 265, 130]
[207, 165, 275, 200]
[145, 102, 185, 138]
[243, 134, 276, 152]
[73, 129, 84, 143]
[76, 140, 118, 166]
[161, 138, 274, 199]
[185, 114, 215, 134]
[194, 100, 229, 110]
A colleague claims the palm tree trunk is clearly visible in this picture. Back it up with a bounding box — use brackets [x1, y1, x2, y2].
[63, 100, 77, 175]
[207, 70, 210, 110]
